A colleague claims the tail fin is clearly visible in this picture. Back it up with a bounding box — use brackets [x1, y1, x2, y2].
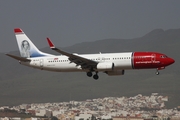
[14, 28, 53, 58]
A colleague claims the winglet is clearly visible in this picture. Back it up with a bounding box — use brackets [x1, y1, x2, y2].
[14, 28, 24, 34]
[47, 38, 55, 48]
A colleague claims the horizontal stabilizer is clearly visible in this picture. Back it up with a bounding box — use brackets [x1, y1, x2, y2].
[6, 54, 31, 62]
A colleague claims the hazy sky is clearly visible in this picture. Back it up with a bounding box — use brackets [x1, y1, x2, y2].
[1, 0, 180, 52]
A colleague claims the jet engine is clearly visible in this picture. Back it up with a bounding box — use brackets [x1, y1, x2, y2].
[97, 62, 114, 71]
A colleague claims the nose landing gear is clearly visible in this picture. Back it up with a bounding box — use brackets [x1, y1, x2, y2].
[156, 67, 165, 75]
[156, 70, 160, 75]
[156, 68, 160, 75]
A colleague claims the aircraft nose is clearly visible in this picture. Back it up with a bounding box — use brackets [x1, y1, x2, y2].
[168, 58, 175, 65]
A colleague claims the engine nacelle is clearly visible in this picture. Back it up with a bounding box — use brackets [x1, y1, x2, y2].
[106, 70, 125, 76]
[97, 62, 114, 71]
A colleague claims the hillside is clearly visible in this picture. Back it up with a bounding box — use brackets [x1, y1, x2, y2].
[0, 28, 179, 108]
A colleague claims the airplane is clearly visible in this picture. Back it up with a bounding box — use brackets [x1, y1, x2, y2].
[6, 28, 175, 80]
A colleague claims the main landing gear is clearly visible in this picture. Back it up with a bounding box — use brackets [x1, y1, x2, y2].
[87, 72, 99, 80]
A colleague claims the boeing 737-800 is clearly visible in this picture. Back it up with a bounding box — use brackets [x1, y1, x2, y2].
[6, 28, 175, 80]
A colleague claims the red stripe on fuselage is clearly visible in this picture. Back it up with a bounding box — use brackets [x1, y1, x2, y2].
[133, 52, 166, 69]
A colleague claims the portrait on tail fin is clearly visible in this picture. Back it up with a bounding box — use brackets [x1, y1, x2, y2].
[21, 40, 30, 58]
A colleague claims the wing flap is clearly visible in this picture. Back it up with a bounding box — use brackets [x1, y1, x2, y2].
[46, 38, 98, 70]
[6, 54, 31, 62]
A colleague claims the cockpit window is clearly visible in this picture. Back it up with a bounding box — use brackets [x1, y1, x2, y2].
[160, 55, 168, 58]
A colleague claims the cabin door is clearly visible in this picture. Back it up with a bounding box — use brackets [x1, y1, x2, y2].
[40, 59, 44, 67]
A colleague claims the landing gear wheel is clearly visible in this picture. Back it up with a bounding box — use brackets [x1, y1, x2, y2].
[87, 72, 92, 77]
[156, 71, 159, 75]
[93, 74, 99, 80]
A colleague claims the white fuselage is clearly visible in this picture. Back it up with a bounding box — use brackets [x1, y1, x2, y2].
[22, 52, 133, 72]
[8, 28, 175, 80]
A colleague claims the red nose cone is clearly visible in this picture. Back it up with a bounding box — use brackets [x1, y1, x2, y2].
[171, 58, 175, 64]
[168, 58, 175, 65]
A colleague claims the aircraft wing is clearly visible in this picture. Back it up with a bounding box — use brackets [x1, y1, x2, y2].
[47, 38, 98, 70]
[6, 54, 31, 62]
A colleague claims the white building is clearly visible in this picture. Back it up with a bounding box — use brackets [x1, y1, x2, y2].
[75, 114, 92, 120]
[35, 109, 51, 117]
[52, 110, 64, 117]
[0, 117, 9, 120]
[101, 115, 112, 119]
